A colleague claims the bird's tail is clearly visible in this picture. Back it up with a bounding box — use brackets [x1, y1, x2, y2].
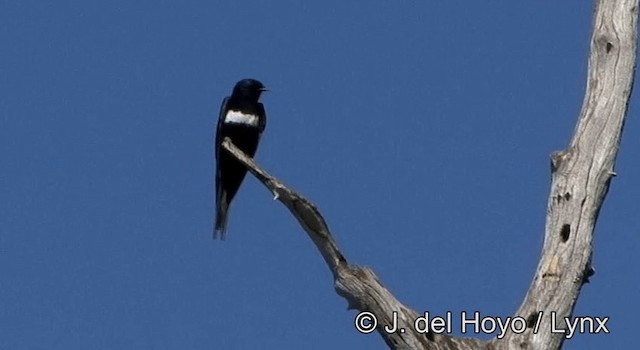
[214, 191, 229, 239]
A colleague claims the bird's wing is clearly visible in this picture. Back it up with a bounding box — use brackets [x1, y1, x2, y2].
[215, 97, 229, 161]
[215, 97, 229, 209]
[257, 102, 267, 134]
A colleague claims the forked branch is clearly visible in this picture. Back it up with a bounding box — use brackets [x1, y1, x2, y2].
[221, 2, 637, 349]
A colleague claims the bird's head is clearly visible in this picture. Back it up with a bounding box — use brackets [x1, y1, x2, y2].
[232, 79, 268, 102]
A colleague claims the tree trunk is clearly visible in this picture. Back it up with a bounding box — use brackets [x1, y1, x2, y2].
[501, 1, 637, 349]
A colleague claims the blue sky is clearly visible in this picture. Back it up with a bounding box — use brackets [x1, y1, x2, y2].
[2, 1, 638, 349]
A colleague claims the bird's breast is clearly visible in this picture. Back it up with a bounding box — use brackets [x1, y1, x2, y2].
[224, 110, 260, 127]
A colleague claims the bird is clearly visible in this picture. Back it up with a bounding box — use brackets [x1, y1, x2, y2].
[214, 79, 268, 239]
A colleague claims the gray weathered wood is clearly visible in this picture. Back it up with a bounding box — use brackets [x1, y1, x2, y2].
[223, 137, 488, 349]
[220, 1, 637, 348]
[497, 1, 637, 349]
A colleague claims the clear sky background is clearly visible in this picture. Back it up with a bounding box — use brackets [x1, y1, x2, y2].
[2, 1, 638, 349]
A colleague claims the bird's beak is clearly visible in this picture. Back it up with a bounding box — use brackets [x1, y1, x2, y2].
[259, 87, 269, 92]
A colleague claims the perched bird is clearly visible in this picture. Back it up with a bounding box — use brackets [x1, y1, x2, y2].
[214, 79, 268, 239]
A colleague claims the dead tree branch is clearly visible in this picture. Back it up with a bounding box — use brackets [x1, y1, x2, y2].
[222, 138, 486, 350]
[221, 1, 636, 349]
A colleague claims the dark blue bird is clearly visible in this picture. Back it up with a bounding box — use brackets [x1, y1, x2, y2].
[214, 79, 267, 239]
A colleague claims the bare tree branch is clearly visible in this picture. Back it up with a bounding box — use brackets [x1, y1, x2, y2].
[222, 138, 487, 350]
[221, 1, 637, 349]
